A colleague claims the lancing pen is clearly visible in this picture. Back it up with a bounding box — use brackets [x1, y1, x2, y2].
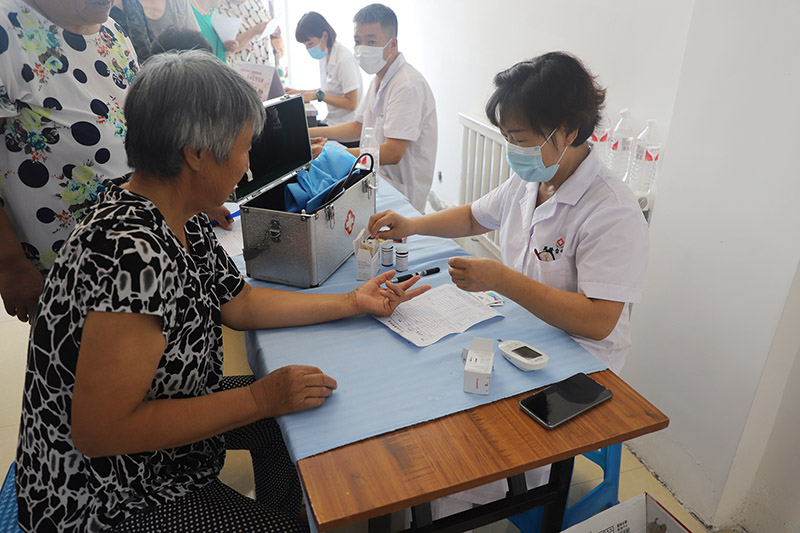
[390, 267, 440, 283]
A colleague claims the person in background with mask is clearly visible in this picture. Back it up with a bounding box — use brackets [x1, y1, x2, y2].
[309, 3, 437, 213]
[286, 11, 362, 128]
[368, 51, 649, 520]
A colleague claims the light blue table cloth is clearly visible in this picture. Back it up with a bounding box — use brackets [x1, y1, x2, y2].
[238, 180, 606, 462]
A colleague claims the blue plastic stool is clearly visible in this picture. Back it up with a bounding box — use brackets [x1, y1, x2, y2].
[1, 463, 22, 533]
[508, 443, 622, 532]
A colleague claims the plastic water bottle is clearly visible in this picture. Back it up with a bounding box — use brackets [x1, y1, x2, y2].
[590, 115, 612, 169]
[624, 119, 662, 215]
[359, 126, 380, 179]
[608, 109, 635, 181]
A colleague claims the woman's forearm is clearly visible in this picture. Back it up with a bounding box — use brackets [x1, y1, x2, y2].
[71, 311, 264, 457]
[323, 89, 359, 111]
[413, 204, 487, 239]
[309, 121, 362, 143]
[493, 268, 624, 340]
[74, 386, 261, 457]
[222, 283, 358, 331]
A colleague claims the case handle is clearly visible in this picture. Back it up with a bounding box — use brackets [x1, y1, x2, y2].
[324, 205, 335, 229]
[269, 220, 281, 242]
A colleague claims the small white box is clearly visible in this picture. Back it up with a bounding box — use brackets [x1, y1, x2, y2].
[353, 230, 380, 280]
[462, 337, 494, 395]
[561, 492, 691, 533]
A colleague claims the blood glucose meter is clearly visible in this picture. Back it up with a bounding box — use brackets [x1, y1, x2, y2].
[498, 340, 549, 371]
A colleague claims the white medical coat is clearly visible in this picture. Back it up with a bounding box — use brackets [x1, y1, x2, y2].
[319, 41, 362, 125]
[471, 148, 650, 372]
[355, 53, 437, 212]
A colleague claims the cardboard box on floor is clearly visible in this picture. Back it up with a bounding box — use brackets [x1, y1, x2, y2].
[562, 493, 691, 533]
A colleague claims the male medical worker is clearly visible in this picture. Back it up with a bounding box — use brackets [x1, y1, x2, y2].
[309, 3, 438, 213]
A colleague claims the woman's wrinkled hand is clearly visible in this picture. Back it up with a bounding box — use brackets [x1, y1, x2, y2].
[249, 365, 337, 418]
[350, 270, 430, 316]
[206, 204, 233, 230]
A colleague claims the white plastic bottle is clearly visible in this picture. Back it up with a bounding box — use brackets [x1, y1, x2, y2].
[608, 109, 635, 181]
[624, 119, 662, 216]
[359, 126, 380, 179]
[590, 115, 612, 169]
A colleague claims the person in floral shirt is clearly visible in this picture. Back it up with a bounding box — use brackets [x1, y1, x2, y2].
[0, 0, 139, 323]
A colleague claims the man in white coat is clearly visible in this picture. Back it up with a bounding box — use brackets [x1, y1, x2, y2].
[309, 3, 438, 213]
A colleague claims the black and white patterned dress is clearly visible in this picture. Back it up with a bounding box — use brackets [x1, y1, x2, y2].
[15, 183, 246, 531]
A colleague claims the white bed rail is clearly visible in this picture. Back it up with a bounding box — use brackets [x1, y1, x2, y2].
[458, 113, 512, 259]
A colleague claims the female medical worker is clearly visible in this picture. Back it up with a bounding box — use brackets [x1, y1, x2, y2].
[286, 12, 362, 126]
[368, 51, 650, 520]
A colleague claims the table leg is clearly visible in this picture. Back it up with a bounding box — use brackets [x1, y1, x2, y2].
[368, 513, 392, 533]
[506, 472, 528, 496]
[411, 502, 433, 527]
[540, 457, 575, 533]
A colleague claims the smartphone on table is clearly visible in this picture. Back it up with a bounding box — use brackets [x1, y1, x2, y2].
[519, 372, 612, 429]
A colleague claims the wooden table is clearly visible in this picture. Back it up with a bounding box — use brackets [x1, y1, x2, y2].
[297, 370, 668, 532]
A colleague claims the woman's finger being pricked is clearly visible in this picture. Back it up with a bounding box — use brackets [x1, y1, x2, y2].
[393, 275, 421, 291]
[403, 285, 432, 300]
[370, 270, 396, 286]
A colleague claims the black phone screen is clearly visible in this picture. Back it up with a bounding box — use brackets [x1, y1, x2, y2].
[519, 372, 612, 428]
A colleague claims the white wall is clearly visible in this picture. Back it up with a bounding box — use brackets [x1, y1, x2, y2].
[741, 343, 800, 531]
[621, 0, 800, 528]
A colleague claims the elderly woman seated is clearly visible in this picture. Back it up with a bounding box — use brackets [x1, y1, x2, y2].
[15, 50, 428, 533]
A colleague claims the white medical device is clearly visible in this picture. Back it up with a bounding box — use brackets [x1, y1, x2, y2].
[498, 340, 549, 371]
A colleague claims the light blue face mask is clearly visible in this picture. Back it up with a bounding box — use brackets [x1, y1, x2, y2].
[307, 43, 327, 60]
[505, 128, 568, 183]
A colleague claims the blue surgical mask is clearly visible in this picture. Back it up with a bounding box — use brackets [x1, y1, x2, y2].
[505, 128, 568, 183]
[307, 44, 327, 60]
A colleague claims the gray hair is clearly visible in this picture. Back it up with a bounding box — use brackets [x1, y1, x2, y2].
[353, 3, 398, 39]
[124, 50, 265, 177]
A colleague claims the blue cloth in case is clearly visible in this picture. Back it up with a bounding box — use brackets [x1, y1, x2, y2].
[284, 142, 357, 213]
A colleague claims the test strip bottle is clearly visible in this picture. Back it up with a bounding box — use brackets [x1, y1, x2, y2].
[395, 244, 408, 272]
[381, 240, 394, 267]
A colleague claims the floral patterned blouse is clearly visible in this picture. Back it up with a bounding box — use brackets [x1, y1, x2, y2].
[217, 0, 271, 65]
[0, 0, 138, 273]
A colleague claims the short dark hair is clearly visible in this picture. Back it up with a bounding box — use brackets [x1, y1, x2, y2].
[295, 12, 336, 49]
[485, 52, 606, 148]
[353, 3, 397, 39]
[150, 26, 213, 55]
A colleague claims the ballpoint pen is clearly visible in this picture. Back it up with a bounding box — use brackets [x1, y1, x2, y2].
[390, 266, 440, 283]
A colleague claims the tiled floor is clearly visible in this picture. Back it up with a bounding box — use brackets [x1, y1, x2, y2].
[1, 314, 716, 532]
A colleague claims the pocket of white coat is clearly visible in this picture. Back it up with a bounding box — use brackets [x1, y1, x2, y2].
[535, 258, 570, 291]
